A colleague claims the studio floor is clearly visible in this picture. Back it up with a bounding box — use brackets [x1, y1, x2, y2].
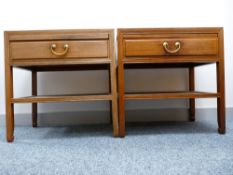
[0, 110, 233, 175]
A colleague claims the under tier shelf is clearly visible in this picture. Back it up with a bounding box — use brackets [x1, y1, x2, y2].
[12, 94, 112, 103]
[124, 91, 219, 100]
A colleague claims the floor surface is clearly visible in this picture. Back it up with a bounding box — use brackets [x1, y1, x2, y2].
[0, 110, 233, 175]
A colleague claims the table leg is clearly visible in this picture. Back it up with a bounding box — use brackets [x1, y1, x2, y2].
[108, 68, 113, 125]
[5, 66, 14, 142]
[216, 61, 225, 134]
[189, 67, 195, 121]
[32, 71, 38, 127]
[118, 63, 125, 137]
[110, 63, 119, 137]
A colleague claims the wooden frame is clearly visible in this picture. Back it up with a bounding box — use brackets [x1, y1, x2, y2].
[4, 29, 119, 142]
[117, 28, 225, 137]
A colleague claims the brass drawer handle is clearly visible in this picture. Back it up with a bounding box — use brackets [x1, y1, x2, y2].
[50, 44, 69, 56]
[163, 41, 181, 54]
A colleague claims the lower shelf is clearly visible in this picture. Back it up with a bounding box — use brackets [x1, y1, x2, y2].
[12, 94, 112, 103]
[12, 91, 220, 103]
[124, 91, 220, 100]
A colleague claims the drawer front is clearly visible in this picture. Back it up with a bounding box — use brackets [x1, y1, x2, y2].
[10, 40, 108, 60]
[125, 37, 218, 57]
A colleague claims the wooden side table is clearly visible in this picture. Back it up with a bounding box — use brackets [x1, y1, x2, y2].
[4, 29, 119, 142]
[117, 28, 225, 137]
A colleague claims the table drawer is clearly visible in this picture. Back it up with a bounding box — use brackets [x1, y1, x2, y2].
[125, 37, 218, 57]
[10, 40, 108, 60]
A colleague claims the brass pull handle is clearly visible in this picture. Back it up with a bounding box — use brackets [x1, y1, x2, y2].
[50, 44, 69, 56]
[163, 41, 181, 54]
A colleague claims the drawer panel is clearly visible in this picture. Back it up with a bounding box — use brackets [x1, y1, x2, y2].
[125, 37, 218, 57]
[10, 40, 108, 59]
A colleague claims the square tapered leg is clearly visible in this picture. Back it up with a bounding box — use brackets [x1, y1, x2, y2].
[189, 67, 195, 121]
[5, 66, 14, 142]
[32, 71, 38, 127]
[118, 63, 125, 137]
[216, 61, 225, 134]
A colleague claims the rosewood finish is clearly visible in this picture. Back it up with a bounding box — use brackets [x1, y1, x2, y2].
[5, 29, 119, 142]
[117, 28, 225, 137]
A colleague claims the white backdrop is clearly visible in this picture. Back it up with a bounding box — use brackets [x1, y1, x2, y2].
[0, 0, 232, 115]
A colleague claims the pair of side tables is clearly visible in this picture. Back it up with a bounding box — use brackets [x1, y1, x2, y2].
[4, 28, 225, 142]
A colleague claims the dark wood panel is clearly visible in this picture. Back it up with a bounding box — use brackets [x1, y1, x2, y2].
[18, 64, 110, 72]
[124, 62, 214, 69]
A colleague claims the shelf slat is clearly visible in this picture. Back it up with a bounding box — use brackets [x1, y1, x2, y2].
[12, 94, 112, 103]
[124, 91, 220, 100]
